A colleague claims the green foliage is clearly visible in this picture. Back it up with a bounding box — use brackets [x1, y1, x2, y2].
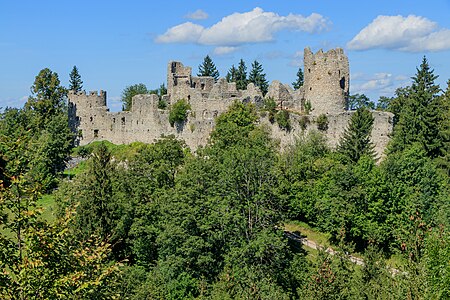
[262, 97, 277, 123]
[316, 113, 329, 131]
[347, 93, 375, 110]
[68, 65, 83, 92]
[275, 109, 291, 131]
[225, 64, 237, 83]
[168, 99, 191, 127]
[304, 100, 312, 114]
[121, 83, 148, 111]
[338, 107, 375, 163]
[211, 101, 258, 147]
[235, 59, 248, 90]
[292, 67, 304, 90]
[157, 98, 167, 109]
[376, 96, 394, 111]
[248, 60, 269, 96]
[25, 68, 67, 128]
[299, 115, 310, 131]
[390, 56, 444, 158]
[197, 55, 220, 81]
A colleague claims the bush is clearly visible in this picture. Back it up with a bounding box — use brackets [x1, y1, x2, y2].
[316, 114, 329, 131]
[158, 98, 168, 109]
[299, 115, 310, 131]
[275, 110, 291, 131]
[169, 99, 191, 127]
[263, 97, 277, 123]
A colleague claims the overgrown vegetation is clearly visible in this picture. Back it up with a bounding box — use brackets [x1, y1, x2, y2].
[168, 99, 191, 126]
[0, 56, 449, 299]
[316, 113, 329, 131]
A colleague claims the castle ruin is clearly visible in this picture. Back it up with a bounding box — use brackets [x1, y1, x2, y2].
[68, 47, 393, 158]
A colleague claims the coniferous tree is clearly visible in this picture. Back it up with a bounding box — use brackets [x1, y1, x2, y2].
[292, 67, 304, 90]
[235, 59, 248, 90]
[226, 65, 237, 83]
[338, 107, 375, 163]
[248, 60, 269, 96]
[69, 65, 83, 92]
[197, 55, 219, 81]
[390, 56, 442, 158]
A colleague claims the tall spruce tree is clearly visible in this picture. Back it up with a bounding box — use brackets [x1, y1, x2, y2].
[226, 64, 237, 83]
[390, 56, 442, 158]
[197, 55, 219, 81]
[248, 60, 269, 96]
[338, 107, 375, 163]
[69, 65, 83, 92]
[235, 59, 248, 90]
[292, 67, 304, 90]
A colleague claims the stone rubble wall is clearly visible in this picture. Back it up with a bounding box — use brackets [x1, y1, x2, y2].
[68, 48, 393, 159]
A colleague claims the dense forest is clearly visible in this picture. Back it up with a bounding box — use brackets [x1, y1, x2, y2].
[0, 57, 449, 299]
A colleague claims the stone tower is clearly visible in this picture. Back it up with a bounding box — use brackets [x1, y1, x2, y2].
[303, 47, 349, 115]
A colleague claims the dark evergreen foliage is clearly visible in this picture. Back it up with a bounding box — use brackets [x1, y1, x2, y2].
[338, 107, 375, 163]
[69, 65, 83, 92]
[197, 55, 220, 81]
[248, 60, 269, 95]
[121, 83, 148, 111]
[235, 59, 248, 90]
[292, 67, 304, 90]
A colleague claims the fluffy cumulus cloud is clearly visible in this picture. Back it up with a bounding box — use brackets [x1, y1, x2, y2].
[185, 9, 208, 20]
[351, 72, 410, 97]
[347, 15, 450, 52]
[156, 7, 330, 54]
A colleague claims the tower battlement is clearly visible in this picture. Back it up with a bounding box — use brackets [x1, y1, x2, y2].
[303, 47, 349, 115]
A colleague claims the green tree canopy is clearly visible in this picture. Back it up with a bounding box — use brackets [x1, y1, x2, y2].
[347, 93, 375, 110]
[248, 60, 269, 96]
[25, 68, 67, 127]
[121, 83, 148, 111]
[226, 64, 237, 83]
[292, 67, 304, 90]
[338, 107, 375, 163]
[197, 55, 220, 81]
[69, 65, 83, 92]
[235, 59, 248, 90]
[390, 56, 443, 158]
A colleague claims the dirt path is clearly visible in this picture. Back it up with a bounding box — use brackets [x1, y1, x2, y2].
[284, 231, 403, 275]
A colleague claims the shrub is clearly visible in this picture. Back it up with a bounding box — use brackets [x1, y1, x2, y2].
[299, 115, 310, 131]
[158, 98, 168, 109]
[304, 100, 312, 114]
[275, 110, 291, 131]
[263, 97, 277, 123]
[316, 114, 329, 131]
[169, 99, 191, 127]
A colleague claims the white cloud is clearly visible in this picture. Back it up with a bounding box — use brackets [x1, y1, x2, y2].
[213, 46, 238, 55]
[155, 22, 204, 43]
[156, 7, 330, 46]
[351, 72, 410, 97]
[185, 9, 208, 20]
[289, 50, 304, 67]
[347, 15, 450, 52]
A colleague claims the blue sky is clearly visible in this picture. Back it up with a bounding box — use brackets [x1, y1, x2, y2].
[1, 0, 450, 111]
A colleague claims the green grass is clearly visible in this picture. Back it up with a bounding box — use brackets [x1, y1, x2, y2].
[72, 140, 147, 161]
[284, 220, 331, 248]
[37, 193, 56, 223]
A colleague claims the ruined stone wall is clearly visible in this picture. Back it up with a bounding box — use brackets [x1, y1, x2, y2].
[303, 47, 349, 116]
[68, 47, 393, 159]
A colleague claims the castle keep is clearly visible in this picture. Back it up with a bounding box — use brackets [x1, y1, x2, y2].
[68, 47, 393, 158]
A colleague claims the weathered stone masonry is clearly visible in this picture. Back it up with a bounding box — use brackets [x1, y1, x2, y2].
[68, 47, 393, 158]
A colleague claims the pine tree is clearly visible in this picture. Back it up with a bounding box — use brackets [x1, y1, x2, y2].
[248, 60, 269, 96]
[197, 55, 219, 81]
[226, 65, 237, 83]
[338, 107, 375, 163]
[235, 59, 248, 90]
[292, 67, 304, 90]
[69, 65, 83, 92]
[390, 56, 442, 158]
